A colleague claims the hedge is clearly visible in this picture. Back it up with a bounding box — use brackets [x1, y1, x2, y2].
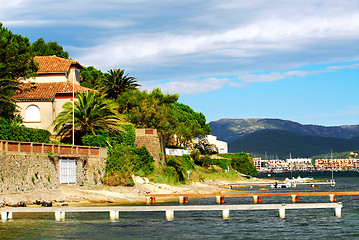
[0, 120, 50, 143]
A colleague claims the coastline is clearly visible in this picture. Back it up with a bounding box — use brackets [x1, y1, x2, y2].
[0, 177, 275, 207]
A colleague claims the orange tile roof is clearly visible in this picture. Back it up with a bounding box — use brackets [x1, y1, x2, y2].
[34, 56, 83, 74]
[15, 82, 94, 101]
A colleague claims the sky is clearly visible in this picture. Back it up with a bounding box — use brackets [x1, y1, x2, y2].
[1, 0, 359, 126]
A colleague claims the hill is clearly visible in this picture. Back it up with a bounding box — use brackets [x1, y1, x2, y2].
[209, 118, 359, 143]
[228, 129, 359, 159]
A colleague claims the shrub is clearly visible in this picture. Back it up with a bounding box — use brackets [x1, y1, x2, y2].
[81, 123, 136, 147]
[103, 143, 154, 186]
[220, 153, 258, 177]
[0, 118, 50, 143]
[133, 146, 154, 175]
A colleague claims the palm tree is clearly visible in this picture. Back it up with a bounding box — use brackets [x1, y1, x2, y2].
[97, 69, 140, 101]
[53, 91, 124, 144]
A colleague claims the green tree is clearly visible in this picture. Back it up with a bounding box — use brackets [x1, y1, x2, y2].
[53, 91, 124, 144]
[31, 38, 69, 59]
[172, 102, 211, 146]
[80, 66, 105, 89]
[0, 23, 38, 118]
[97, 69, 140, 101]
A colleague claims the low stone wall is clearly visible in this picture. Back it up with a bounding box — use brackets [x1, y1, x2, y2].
[135, 129, 164, 165]
[165, 148, 190, 156]
[0, 140, 107, 193]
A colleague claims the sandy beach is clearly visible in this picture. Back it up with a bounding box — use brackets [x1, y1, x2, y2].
[0, 176, 275, 207]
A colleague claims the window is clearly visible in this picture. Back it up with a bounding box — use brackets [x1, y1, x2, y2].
[25, 105, 40, 122]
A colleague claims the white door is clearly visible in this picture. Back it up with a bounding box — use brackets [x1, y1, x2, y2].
[60, 158, 77, 184]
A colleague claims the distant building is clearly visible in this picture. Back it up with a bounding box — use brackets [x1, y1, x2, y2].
[286, 158, 313, 171]
[193, 135, 228, 154]
[15, 56, 93, 134]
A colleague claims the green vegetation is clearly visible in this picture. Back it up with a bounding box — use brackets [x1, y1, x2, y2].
[219, 153, 258, 177]
[151, 153, 257, 185]
[97, 69, 140, 101]
[0, 23, 257, 187]
[0, 118, 50, 143]
[230, 130, 359, 159]
[0, 23, 38, 119]
[104, 144, 154, 186]
[53, 91, 125, 145]
[80, 66, 105, 89]
[31, 38, 69, 59]
[311, 150, 359, 160]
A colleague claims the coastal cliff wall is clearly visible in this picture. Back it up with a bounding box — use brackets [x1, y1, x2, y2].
[135, 129, 164, 165]
[0, 140, 107, 194]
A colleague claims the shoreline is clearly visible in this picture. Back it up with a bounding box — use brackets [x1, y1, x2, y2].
[0, 177, 276, 207]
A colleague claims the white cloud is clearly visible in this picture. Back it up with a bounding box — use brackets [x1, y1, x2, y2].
[141, 77, 230, 95]
[233, 63, 359, 87]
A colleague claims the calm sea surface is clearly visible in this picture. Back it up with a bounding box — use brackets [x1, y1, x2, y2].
[1, 172, 359, 240]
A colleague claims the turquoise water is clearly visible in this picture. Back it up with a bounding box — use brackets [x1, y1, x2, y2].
[1, 172, 359, 240]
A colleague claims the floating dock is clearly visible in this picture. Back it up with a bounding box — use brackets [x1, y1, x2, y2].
[0, 202, 342, 221]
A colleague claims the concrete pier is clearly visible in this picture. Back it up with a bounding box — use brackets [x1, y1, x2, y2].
[0, 202, 342, 221]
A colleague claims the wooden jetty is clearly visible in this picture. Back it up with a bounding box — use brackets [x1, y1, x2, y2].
[145, 191, 359, 204]
[0, 202, 342, 221]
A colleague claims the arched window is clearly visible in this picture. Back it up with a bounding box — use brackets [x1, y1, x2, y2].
[25, 105, 40, 122]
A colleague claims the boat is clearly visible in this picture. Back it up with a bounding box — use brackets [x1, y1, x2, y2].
[285, 176, 313, 183]
[270, 182, 291, 188]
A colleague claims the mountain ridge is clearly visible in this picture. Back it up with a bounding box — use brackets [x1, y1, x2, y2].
[209, 118, 359, 143]
[209, 118, 359, 158]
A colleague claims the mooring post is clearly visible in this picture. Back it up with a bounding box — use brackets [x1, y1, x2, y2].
[329, 194, 337, 202]
[55, 211, 61, 221]
[110, 211, 119, 220]
[179, 196, 184, 204]
[216, 196, 222, 204]
[184, 196, 189, 204]
[222, 209, 230, 220]
[335, 203, 342, 218]
[146, 196, 151, 204]
[291, 195, 299, 203]
[253, 195, 261, 204]
[166, 210, 174, 221]
[279, 205, 286, 218]
[1, 212, 8, 221]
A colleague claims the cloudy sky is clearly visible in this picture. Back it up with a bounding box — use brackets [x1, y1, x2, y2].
[2, 0, 358, 126]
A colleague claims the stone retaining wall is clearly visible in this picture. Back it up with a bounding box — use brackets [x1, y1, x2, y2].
[134, 129, 164, 165]
[0, 140, 107, 193]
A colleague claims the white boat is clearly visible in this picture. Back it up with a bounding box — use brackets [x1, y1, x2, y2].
[285, 176, 313, 183]
[270, 182, 291, 188]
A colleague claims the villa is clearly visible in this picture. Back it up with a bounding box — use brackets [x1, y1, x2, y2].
[14, 56, 93, 134]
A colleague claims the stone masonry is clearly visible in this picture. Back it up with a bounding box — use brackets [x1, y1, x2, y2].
[134, 129, 165, 165]
[0, 140, 107, 193]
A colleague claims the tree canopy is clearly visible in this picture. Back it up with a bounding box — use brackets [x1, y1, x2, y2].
[97, 69, 140, 101]
[80, 66, 105, 89]
[53, 91, 125, 144]
[31, 38, 69, 59]
[117, 88, 210, 147]
[0, 23, 38, 118]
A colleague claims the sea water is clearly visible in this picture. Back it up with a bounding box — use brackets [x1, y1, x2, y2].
[1, 172, 359, 240]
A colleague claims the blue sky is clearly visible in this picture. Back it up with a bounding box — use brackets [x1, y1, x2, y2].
[2, 0, 358, 126]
